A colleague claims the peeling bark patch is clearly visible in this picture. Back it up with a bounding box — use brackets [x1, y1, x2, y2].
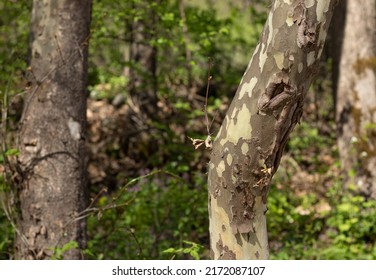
[255, 250, 260, 259]
[68, 117, 81, 140]
[213, 187, 221, 199]
[297, 21, 316, 49]
[293, 2, 319, 49]
[257, 71, 296, 116]
[216, 236, 236, 260]
[231, 194, 255, 234]
[24, 138, 39, 154]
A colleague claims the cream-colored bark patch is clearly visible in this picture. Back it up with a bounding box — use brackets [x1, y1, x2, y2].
[317, 47, 324, 60]
[307, 51, 316, 66]
[241, 142, 249, 155]
[209, 196, 233, 258]
[266, 15, 274, 47]
[217, 160, 225, 177]
[306, 0, 315, 8]
[259, 44, 268, 72]
[260, 13, 274, 72]
[220, 116, 231, 146]
[209, 162, 215, 172]
[318, 28, 328, 46]
[316, 0, 330, 21]
[230, 107, 237, 119]
[274, 52, 284, 70]
[209, 195, 269, 259]
[226, 104, 252, 144]
[298, 62, 303, 73]
[226, 154, 233, 166]
[286, 9, 294, 26]
[239, 77, 257, 99]
[248, 77, 258, 97]
[238, 82, 246, 98]
[68, 118, 81, 140]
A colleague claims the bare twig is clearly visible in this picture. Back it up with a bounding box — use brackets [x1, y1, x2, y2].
[204, 58, 213, 136]
[188, 58, 216, 150]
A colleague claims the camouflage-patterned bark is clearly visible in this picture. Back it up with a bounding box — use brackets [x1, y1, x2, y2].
[334, 0, 376, 199]
[208, 0, 337, 259]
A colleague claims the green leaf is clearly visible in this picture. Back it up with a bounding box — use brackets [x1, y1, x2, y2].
[219, 27, 229, 35]
[190, 250, 200, 260]
[162, 248, 176, 254]
[338, 223, 351, 232]
[4, 149, 19, 156]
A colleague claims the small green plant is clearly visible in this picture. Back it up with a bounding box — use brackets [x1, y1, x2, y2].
[163, 240, 204, 260]
[51, 241, 79, 260]
[268, 171, 376, 260]
[322, 186, 376, 259]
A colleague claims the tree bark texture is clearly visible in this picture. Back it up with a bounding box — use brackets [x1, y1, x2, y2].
[16, 0, 91, 259]
[334, 0, 376, 198]
[208, 0, 336, 260]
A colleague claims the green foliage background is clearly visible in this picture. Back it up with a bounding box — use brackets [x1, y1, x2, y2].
[1, 0, 375, 260]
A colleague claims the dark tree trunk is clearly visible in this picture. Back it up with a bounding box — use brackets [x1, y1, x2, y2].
[15, 0, 92, 259]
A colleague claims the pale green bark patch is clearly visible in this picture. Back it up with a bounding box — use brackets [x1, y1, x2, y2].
[225, 104, 253, 144]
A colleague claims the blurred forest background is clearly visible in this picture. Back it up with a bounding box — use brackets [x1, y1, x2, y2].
[1, 0, 376, 259]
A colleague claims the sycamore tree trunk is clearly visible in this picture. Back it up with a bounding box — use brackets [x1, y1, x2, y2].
[15, 0, 92, 259]
[208, 0, 337, 260]
[333, 0, 376, 199]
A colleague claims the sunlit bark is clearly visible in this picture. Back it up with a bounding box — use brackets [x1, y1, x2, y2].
[208, 0, 337, 259]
